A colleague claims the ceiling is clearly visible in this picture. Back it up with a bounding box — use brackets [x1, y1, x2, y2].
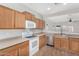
[23, 3, 79, 17]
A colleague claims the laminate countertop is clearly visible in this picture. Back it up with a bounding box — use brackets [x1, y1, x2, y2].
[0, 36, 29, 50]
[54, 33, 79, 38]
[0, 32, 46, 50]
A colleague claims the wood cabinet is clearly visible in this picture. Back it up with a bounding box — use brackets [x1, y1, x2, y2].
[19, 40, 29, 56]
[23, 12, 32, 20]
[36, 19, 40, 28]
[60, 37, 69, 51]
[36, 19, 45, 29]
[23, 11, 45, 29]
[54, 35, 69, 51]
[15, 11, 25, 29]
[39, 20, 45, 29]
[0, 6, 15, 29]
[0, 5, 26, 29]
[69, 38, 79, 53]
[0, 40, 29, 56]
[0, 5, 45, 29]
[39, 34, 47, 49]
[54, 34, 79, 54]
[54, 36, 61, 49]
[0, 44, 19, 56]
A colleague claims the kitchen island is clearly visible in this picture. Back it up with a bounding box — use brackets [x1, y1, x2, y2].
[53, 33, 79, 55]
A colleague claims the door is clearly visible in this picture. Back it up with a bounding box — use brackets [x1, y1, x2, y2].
[23, 12, 32, 20]
[19, 40, 29, 56]
[69, 38, 79, 53]
[39, 20, 44, 29]
[15, 11, 25, 29]
[0, 44, 19, 56]
[54, 37, 61, 49]
[0, 6, 14, 28]
[61, 38, 69, 51]
[39, 35, 47, 49]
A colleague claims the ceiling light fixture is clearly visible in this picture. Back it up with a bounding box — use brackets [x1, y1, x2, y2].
[48, 7, 51, 10]
[63, 3, 67, 5]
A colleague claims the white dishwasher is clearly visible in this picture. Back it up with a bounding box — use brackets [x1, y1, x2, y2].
[29, 37, 39, 56]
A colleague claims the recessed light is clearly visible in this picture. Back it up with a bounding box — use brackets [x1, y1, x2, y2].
[47, 7, 51, 10]
[63, 3, 67, 5]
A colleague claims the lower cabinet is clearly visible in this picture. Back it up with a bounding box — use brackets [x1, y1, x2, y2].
[54, 35, 69, 51]
[19, 40, 29, 56]
[0, 44, 19, 56]
[0, 40, 29, 56]
[54, 37, 61, 49]
[61, 38, 69, 51]
[69, 38, 79, 54]
[39, 34, 47, 49]
[54, 34, 79, 54]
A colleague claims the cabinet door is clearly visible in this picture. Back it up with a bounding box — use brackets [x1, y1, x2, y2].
[3, 49, 18, 56]
[26, 13, 32, 20]
[36, 20, 45, 29]
[19, 40, 29, 56]
[38, 20, 42, 29]
[54, 37, 61, 49]
[23, 12, 32, 20]
[0, 6, 14, 28]
[39, 35, 47, 49]
[69, 38, 79, 53]
[39, 20, 42, 28]
[0, 44, 19, 56]
[61, 38, 69, 51]
[42, 20, 45, 28]
[15, 11, 25, 29]
[35, 19, 39, 29]
[31, 15, 36, 21]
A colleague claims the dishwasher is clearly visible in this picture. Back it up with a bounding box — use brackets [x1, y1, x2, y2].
[46, 33, 54, 47]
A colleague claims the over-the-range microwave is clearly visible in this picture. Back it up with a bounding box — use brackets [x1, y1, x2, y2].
[25, 20, 36, 28]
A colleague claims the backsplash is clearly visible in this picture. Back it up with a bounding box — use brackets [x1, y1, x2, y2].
[24, 29, 43, 34]
[0, 29, 24, 40]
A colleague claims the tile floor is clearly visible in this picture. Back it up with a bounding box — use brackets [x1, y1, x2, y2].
[34, 46, 79, 56]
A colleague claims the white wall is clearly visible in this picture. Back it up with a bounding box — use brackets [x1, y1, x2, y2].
[0, 29, 24, 40]
[44, 13, 79, 33]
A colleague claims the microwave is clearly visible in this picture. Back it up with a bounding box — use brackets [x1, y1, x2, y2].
[25, 20, 36, 28]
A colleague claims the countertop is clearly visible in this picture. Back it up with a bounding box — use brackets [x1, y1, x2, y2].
[0, 36, 29, 50]
[34, 32, 46, 37]
[54, 33, 79, 38]
[0, 32, 45, 50]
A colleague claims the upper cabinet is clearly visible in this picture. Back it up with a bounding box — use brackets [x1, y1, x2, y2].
[15, 11, 25, 29]
[39, 20, 45, 29]
[36, 19, 45, 29]
[0, 5, 25, 29]
[23, 12, 32, 20]
[23, 11, 45, 29]
[0, 5, 45, 29]
[0, 6, 15, 29]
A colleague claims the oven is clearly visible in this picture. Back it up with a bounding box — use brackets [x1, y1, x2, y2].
[29, 37, 39, 56]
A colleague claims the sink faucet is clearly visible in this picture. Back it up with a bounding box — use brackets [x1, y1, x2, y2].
[56, 25, 63, 35]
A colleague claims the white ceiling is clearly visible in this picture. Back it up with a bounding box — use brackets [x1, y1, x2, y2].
[23, 3, 79, 17]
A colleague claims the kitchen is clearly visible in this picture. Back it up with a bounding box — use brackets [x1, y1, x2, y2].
[0, 3, 79, 56]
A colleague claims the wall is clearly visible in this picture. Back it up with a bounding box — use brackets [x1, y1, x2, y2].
[0, 29, 24, 40]
[44, 13, 79, 33]
[0, 3, 43, 40]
